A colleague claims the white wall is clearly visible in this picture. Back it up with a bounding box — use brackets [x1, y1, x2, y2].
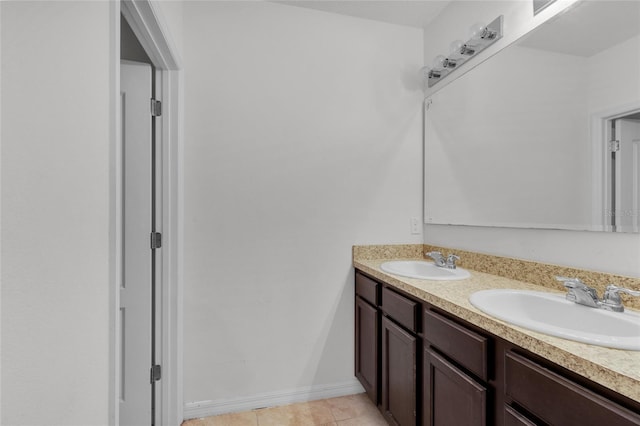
[182, 1, 423, 412]
[1, 1, 111, 425]
[423, 0, 640, 278]
[154, 0, 183, 61]
[588, 34, 640, 114]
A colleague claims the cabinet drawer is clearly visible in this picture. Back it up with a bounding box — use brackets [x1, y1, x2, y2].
[424, 309, 488, 381]
[381, 287, 418, 332]
[505, 351, 640, 426]
[355, 272, 379, 306]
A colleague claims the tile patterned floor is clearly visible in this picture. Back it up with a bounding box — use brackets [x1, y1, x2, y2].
[182, 393, 388, 426]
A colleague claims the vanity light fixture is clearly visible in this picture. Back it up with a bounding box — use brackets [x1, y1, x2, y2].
[421, 15, 503, 89]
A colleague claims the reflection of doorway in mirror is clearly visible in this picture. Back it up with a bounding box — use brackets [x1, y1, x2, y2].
[607, 112, 640, 233]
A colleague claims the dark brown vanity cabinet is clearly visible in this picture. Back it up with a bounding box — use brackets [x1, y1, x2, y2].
[355, 297, 379, 403]
[503, 405, 536, 426]
[424, 349, 487, 426]
[355, 272, 420, 425]
[504, 351, 640, 426]
[354, 269, 640, 426]
[422, 308, 489, 426]
[355, 273, 380, 404]
[381, 286, 420, 426]
[381, 316, 418, 426]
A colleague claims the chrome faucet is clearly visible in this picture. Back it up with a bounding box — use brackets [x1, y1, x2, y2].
[426, 251, 460, 269]
[555, 276, 640, 312]
[556, 276, 599, 308]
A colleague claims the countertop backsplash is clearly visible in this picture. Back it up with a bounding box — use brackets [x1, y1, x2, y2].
[423, 244, 640, 311]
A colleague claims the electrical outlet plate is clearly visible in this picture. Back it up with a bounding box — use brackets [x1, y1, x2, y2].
[410, 217, 421, 235]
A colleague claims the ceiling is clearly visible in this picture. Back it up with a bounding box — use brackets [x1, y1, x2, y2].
[519, 0, 640, 57]
[273, 0, 451, 29]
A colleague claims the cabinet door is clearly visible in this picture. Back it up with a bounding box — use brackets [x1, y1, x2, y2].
[381, 316, 417, 426]
[355, 296, 379, 404]
[423, 348, 486, 426]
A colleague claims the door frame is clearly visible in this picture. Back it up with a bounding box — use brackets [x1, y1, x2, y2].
[591, 101, 640, 232]
[109, 1, 183, 424]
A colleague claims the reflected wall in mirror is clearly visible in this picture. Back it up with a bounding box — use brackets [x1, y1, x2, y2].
[533, 0, 556, 15]
[424, 0, 640, 232]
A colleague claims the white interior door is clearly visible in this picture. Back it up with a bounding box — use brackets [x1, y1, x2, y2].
[120, 60, 153, 426]
[615, 118, 640, 232]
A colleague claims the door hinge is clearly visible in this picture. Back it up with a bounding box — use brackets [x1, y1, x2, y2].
[151, 99, 162, 117]
[609, 140, 620, 152]
[150, 232, 162, 249]
[150, 365, 162, 383]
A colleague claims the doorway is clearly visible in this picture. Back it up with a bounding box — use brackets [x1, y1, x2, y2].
[120, 14, 160, 426]
[112, 1, 183, 425]
[606, 111, 640, 232]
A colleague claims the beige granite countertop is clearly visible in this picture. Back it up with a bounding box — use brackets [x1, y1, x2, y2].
[353, 250, 640, 403]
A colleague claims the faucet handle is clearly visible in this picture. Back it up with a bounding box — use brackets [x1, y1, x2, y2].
[446, 254, 460, 269]
[602, 284, 640, 312]
[555, 276, 588, 288]
[425, 251, 446, 267]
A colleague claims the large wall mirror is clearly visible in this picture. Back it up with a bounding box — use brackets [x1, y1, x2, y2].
[424, 1, 640, 233]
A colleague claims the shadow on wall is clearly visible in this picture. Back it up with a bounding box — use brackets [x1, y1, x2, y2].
[302, 267, 358, 391]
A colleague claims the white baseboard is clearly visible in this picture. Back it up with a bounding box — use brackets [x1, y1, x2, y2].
[183, 378, 365, 420]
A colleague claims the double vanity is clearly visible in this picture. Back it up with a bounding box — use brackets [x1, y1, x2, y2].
[353, 244, 640, 426]
[371, 1, 640, 424]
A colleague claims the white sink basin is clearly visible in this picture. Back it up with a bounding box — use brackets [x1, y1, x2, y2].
[470, 289, 640, 350]
[380, 260, 470, 281]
